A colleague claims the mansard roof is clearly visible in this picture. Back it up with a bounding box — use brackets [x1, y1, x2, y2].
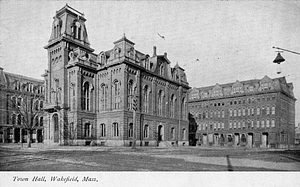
[190, 76, 295, 101]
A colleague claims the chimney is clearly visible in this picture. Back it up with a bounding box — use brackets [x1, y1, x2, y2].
[153, 46, 157, 57]
[164, 52, 167, 58]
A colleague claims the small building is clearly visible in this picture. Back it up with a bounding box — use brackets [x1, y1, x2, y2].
[0, 67, 45, 144]
[188, 76, 296, 149]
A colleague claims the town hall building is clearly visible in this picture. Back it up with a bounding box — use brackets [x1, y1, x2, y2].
[43, 5, 190, 146]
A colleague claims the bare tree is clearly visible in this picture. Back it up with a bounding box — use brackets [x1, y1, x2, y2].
[153, 131, 159, 147]
[9, 94, 44, 147]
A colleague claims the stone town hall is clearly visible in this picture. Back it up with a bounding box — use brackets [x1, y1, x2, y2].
[43, 5, 190, 146]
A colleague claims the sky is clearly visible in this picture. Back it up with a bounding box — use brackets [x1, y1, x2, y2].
[0, 0, 300, 126]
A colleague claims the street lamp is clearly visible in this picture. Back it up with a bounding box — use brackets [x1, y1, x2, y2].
[272, 46, 300, 74]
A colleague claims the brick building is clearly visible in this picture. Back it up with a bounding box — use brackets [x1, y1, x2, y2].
[188, 76, 296, 148]
[43, 5, 190, 146]
[0, 67, 44, 144]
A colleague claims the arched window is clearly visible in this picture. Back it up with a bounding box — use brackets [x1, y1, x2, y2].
[181, 98, 187, 120]
[12, 114, 16, 125]
[234, 109, 237, 117]
[100, 123, 106, 137]
[158, 90, 163, 116]
[113, 80, 121, 109]
[229, 109, 233, 117]
[143, 85, 149, 113]
[257, 107, 260, 115]
[35, 117, 39, 126]
[170, 94, 175, 117]
[170, 127, 175, 140]
[266, 106, 270, 115]
[112, 122, 119, 137]
[84, 123, 91, 137]
[271, 119, 275, 127]
[238, 109, 241, 116]
[12, 97, 16, 108]
[182, 128, 186, 140]
[271, 106, 275, 115]
[128, 123, 133, 138]
[144, 125, 149, 138]
[266, 119, 270, 128]
[40, 101, 43, 110]
[233, 121, 237, 129]
[261, 120, 265, 128]
[159, 64, 164, 76]
[34, 100, 39, 111]
[100, 84, 107, 111]
[128, 80, 134, 110]
[82, 82, 90, 111]
[256, 120, 260, 128]
[17, 114, 21, 125]
[229, 121, 232, 129]
[40, 117, 43, 126]
[262, 107, 266, 115]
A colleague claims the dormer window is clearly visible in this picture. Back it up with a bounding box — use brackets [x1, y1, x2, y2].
[261, 82, 270, 91]
[159, 64, 164, 76]
[233, 86, 243, 94]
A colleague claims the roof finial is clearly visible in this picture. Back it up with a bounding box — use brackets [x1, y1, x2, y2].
[123, 33, 126, 39]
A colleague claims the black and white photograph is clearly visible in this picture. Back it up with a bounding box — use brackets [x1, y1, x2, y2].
[0, 0, 300, 186]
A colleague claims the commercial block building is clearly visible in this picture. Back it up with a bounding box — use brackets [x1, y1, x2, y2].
[0, 67, 45, 144]
[43, 5, 190, 146]
[188, 76, 296, 148]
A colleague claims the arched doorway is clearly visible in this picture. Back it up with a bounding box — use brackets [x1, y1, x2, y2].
[52, 114, 59, 143]
[157, 125, 164, 141]
[247, 133, 253, 148]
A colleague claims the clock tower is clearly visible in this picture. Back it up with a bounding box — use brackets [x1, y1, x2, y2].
[43, 4, 94, 145]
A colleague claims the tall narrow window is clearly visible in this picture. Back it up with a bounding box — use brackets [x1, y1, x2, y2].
[257, 107, 260, 115]
[143, 85, 149, 113]
[128, 80, 134, 110]
[266, 106, 270, 115]
[12, 97, 16, 108]
[158, 90, 163, 116]
[112, 122, 119, 137]
[12, 114, 16, 125]
[181, 98, 187, 120]
[170, 127, 175, 140]
[170, 94, 175, 117]
[159, 64, 164, 76]
[128, 123, 133, 138]
[40, 117, 43, 126]
[35, 117, 39, 126]
[83, 82, 90, 110]
[266, 119, 270, 128]
[271, 106, 275, 115]
[100, 84, 107, 111]
[271, 119, 275, 127]
[182, 128, 186, 140]
[144, 125, 149, 138]
[17, 114, 21, 125]
[100, 123, 106, 137]
[84, 123, 91, 137]
[113, 80, 121, 109]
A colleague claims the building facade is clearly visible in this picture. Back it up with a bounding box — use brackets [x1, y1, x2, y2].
[43, 5, 190, 146]
[0, 67, 45, 144]
[188, 76, 296, 148]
